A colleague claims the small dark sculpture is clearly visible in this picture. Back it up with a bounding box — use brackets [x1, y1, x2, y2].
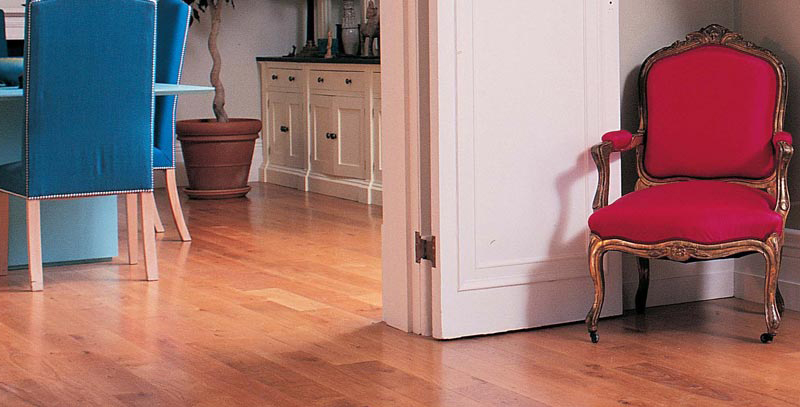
[360, 0, 379, 57]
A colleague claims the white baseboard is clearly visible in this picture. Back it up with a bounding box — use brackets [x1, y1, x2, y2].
[734, 229, 800, 310]
[307, 173, 371, 204]
[155, 139, 263, 188]
[734, 267, 800, 311]
[263, 165, 308, 190]
[621, 255, 734, 310]
[371, 183, 383, 206]
[261, 163, 383, 206]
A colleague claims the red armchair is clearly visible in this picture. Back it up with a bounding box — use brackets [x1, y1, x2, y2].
[586, 25, 793, 344]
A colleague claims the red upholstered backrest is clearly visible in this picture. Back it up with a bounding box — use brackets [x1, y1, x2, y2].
[644, 45, 779, 179]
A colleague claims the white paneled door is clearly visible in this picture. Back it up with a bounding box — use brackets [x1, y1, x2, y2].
[381, 0, 623, 338]
[427, 0, 624, 338]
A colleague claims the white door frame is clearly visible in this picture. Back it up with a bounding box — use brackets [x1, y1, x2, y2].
[380, 0, 433, 335]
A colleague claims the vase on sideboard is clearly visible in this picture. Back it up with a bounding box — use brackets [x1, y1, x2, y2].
[342, 27, 360, 56]
[341, 0, 359, 55]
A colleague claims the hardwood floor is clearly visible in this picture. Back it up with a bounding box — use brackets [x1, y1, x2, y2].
[0, 183, 798, 406]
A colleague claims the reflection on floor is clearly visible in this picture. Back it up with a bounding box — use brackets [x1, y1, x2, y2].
[0, 183, 795, 406]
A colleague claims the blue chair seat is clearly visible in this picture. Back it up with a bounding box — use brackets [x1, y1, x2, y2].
[153, 146, 171, 168]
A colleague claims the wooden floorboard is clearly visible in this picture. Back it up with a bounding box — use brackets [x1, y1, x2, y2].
[0, 183, 797, 406]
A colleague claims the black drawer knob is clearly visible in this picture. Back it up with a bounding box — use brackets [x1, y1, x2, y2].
[329, 133, 337, 140]
[288, 76, 296, 82]
[317, 77, 325, 83]
[271, 74, 278, 80]
[345, 78, 352, 85]
[280, 126, 289, 133]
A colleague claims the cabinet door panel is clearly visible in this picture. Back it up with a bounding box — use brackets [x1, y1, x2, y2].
[310, 95, 336, 176]
[373, 99, 382, 182]
[332, 96, 366, 179]
[268, 92, 305, 169]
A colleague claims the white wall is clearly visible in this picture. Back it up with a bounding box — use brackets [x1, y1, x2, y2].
[735, 0, 800, 229]
[733, 1, 800, 310]
[0, 1, 19, 10]
[618, 0, 738, 310]
[174, 0, 303, 185]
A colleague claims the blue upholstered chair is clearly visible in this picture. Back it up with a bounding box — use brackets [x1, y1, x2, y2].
[149, 0, 193, 241]
[0, 9, 7, 58]
[0, 0, 159, 291]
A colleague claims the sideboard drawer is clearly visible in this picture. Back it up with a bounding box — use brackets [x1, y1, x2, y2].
[310, 70, 366, 93]
[265, 68, 303, 91]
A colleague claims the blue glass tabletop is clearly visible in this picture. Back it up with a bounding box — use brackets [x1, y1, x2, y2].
[0, 83, 213, 98]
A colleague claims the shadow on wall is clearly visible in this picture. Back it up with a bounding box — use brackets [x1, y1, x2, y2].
[620, 67, 640, 195]
[757, 38, 800, 227]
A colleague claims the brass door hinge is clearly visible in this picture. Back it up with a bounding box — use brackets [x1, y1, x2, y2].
[415, 232, 436, 267]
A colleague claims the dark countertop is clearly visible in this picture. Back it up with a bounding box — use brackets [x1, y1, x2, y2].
[256, 56, 380, 65]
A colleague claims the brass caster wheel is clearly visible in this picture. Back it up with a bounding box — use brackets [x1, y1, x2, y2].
[760, 333, 774, 344]
[589, 331, 599, 344]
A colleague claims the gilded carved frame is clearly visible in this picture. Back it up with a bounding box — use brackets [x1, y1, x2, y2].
[587, 25, 793, 344]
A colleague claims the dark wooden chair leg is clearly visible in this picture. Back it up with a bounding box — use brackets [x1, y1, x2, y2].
[586, 236, 605, 343]
[761, 241, 781, 343]
[635, 257, 650, 314]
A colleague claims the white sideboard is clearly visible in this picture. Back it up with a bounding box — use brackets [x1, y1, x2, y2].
[258, 59, 381, 205]
[1, 6, 24, 40]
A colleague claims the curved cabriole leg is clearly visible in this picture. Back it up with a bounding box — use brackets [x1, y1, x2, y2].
[165, 168, 192, 242]
[761, 236, 782, 343]
[586, 235, 606, 343]
[635, 257, 650, 314]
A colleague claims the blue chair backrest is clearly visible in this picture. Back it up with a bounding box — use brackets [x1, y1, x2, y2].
[24, 0, 156, 198]
[154, 0, 191, 168]
[0, 10, 8, 57]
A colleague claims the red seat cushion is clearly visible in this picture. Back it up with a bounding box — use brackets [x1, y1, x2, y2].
[588, 181, 782, 244]
[645, 45, 778, 179]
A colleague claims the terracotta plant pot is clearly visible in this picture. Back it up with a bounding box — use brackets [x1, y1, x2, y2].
[176, 118, 262, 199]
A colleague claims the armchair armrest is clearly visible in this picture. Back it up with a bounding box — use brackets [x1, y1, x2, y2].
[592, 130, 643, 210]
[602, 130, 635, 151]
[774, 132, 793, 217]
[774, 131, 792, 149]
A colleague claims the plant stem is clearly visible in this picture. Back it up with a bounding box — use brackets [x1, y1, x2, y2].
[209, 0, 229, 122]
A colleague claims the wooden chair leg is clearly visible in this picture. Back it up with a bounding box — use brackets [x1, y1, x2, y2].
[777, 285, 785, 316]
[125, 194, 139, 265]
[139, 192, 158, 281]
[761, 240, 781, 343]
[148, 190, 165, 234]
[25, 200, 43, 292]
[165, 168, 191, 242]
[585, 236, 605, 343]
[635, 257, 650, 314]
[0, 193, 9, 276]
